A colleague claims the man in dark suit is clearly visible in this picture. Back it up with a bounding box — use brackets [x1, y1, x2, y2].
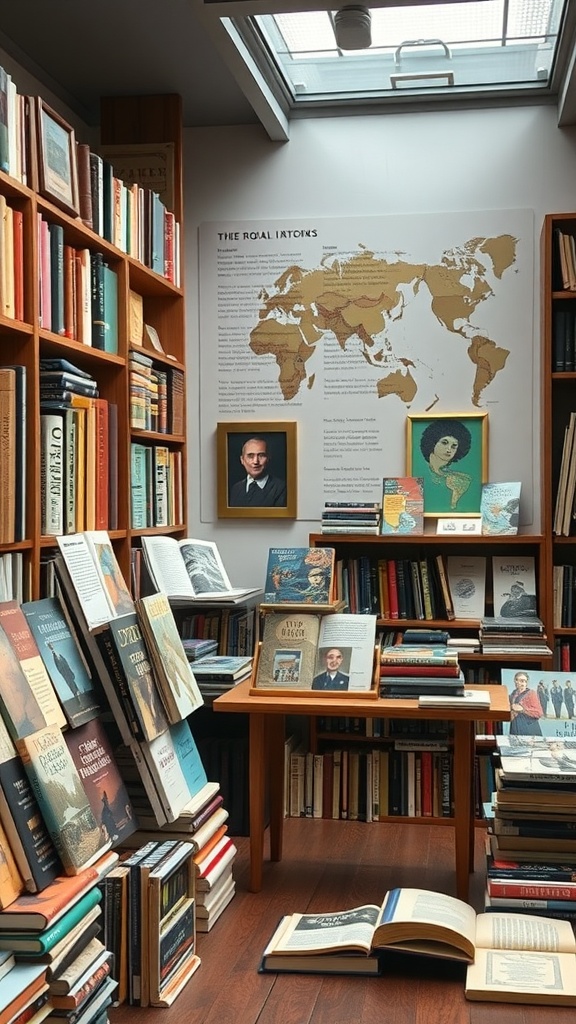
[229, 437, 286, 507]
[312, 648, 350, 691]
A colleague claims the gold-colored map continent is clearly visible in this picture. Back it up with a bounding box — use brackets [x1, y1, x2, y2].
[249, 236, 516, 404]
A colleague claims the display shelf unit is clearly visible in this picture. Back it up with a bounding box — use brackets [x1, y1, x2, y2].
[0, 94, 187, 600]
[541, 213, 576, 670]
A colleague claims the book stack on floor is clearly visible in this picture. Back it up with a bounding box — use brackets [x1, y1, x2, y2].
[320, 503, 381, 535]
[99, 840, 199, 1008]
[484, 734, 576, 924]
[379, 629, 465, 699]
[0, 851, 119, 1024]
[479, 615, 552, 656]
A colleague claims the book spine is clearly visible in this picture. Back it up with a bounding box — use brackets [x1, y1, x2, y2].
[40, 413, 64, 536]
[48, 223, 65, 336]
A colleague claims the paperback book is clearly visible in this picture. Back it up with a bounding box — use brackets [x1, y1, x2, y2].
[381, 477, 424, 535]
[500, 668, 576, 738]
[263, 547, 335, 605]
[491, 556, 537, 619]
[136, 593, 203, 723]
[480, 482, 521, 535]
[64, 718, 137, 847]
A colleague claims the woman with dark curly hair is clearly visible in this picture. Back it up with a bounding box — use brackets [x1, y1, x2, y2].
[419, 418, 473, 511]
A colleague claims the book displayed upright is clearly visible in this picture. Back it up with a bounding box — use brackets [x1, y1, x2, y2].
[480, 482, 521, 535]
[136, 593, 204, 723]
[381, 477, 424, 535]
[446, 555, 486, 620]
[263, 547, 336, 604]
[492, 556, 538, 618]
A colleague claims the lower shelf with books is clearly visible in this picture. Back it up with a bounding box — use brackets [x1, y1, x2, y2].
[190, 707, 250, 837]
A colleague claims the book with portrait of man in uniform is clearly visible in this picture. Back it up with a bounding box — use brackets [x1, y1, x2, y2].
[254, 611, 377, 695]
[263, 547, 336, 605]
[501, 669, 576, 740]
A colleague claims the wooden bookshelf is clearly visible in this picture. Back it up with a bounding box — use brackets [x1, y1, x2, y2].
[0, 93, 187, 599]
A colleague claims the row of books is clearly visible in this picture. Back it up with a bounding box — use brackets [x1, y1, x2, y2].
[130, 442, 184, 530]
[129, 349, 185, 435]
[0, 69, 180, 287]
[0, 366, 25, 545]
[0, 552, 23, 604]
[554, 227, 576, 293]
[552, 562, 576, 627]
[0, 195, 23, 321]
[178, 603, 259, 657]
[37, 225, 118, 352]
[288, 746, 454, 821]
[553, 410, 576, 536]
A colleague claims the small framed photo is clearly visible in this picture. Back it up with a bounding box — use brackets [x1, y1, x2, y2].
[217, 421, 297, 519]
[36, 100, 79, 217]
[406, 412, 488, 517]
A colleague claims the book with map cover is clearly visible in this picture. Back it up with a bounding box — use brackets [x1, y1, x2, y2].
[381, 478, 424, 535]
[263, 547, 335, 604]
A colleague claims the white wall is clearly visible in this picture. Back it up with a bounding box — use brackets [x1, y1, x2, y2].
[184, 105, 576, 589]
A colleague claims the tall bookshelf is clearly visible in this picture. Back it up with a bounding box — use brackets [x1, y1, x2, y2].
[541, 213, 576, 669]
[0, 93, 187, 599]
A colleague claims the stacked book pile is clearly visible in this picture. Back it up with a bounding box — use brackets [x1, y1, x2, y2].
[181, 639, 218, 662]
[484, 735, 576, 923]
[0, 851, 119, 1024]
[320, 502, 381, 535]
[379, 629, 465, 699]
[99, 839, 198, 1009]
[479, 615, 552, 656]
[184, 655, 253, 699]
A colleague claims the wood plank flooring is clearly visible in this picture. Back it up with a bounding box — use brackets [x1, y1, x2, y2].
[110, 819, 576, 1024]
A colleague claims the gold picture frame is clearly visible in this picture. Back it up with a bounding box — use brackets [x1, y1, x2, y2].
[406, 412, 488, 517]
[217, 421, 297, 519]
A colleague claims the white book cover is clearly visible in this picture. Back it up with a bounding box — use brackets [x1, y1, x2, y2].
[491, 556, 537, 618]
[141, 536, 260, 602]
[446, 556, 486, 620]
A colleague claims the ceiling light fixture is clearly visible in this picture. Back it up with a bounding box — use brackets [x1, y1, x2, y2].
[333, 5, 372, 50]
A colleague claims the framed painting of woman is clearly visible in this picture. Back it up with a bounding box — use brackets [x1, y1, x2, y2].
[406, 413, 488, 516]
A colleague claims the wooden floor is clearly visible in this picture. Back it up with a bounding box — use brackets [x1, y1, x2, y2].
[110, 819, 575, 1024]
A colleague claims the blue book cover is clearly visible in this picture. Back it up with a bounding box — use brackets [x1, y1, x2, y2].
[170, 720, 208, 798]
[263, 547, 335, 604]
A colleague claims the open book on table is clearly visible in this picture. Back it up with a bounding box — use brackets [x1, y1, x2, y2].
[260, 887, 576, 1002]
[141, 536, 262, 603]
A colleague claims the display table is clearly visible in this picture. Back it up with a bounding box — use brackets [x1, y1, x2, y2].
[214, 681, 510, 901]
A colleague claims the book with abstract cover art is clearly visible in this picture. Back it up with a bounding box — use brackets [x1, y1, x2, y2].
[381, 478, 424, 535]
[480, 482, 521, 535]
[21, 597, 102, 729]
[263, 547, 336, 604]
[16, 726, 111, 875]
[64, 718, 137, 847]
[136, 593, 203, 724]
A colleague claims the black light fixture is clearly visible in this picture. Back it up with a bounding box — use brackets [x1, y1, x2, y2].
[333, 5, 372, 49]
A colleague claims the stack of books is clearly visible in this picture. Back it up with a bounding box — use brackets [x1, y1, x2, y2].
[320, 502, 381, 535]
[485, 734, 576, 923]
[479, 616, 552, 656]
[186, 655, 253, 699]
[0, 851, 119, 1024]
[193, 819, 236, 933]
[181, 639, 219, 662]
[379, 630, 465, 699]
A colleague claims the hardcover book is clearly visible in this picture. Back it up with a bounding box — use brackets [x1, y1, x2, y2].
[136, 593, 203, 723]
[15, 727, 111, 875]
[64, 719, 137, 847]
[480, 481, 521, 535]
[21, 597, 101, 729]
[141, 536, 261, 602]
[500, 668, 576, 739]
[381, 477, 424, 535]
[255, 612, 377, 692]
[261, 887, 576, 1003]
[497, 735, 576, 781]
[0, 602, 66, 731]
[0, 852, 116, 932]
[263, 547, 336, 604]
[491, 556, 537, 618]
[101, 613, 168, 742]
[0, 620, 47, 741]
[0, 886, 103, 953]
[446, 555, 486, 620]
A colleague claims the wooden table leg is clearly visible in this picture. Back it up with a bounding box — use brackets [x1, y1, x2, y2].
[267, 714, 285, 863]
[452, 719, 474, 902]
[248, 712, 266, 892]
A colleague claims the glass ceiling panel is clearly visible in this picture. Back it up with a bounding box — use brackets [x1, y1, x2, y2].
[251, 0, 566, 106]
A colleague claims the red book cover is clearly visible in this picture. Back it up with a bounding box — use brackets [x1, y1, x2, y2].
[387, 559, 399, 619]
[487, 879, 576, 900]
[196, 836, 233, 879]
[561, 641, 571, 671]
[380, 663, 461, 677]
[94, 399, 109, 531]
[12, 208, 23, 322]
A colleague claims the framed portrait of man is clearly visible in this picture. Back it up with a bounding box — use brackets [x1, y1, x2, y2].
[406, 412, 488, 517]
[217, 421, 297, 519]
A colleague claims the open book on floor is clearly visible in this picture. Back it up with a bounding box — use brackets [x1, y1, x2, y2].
[141, 536, 262, 603]
[260, 887, 576, 1002]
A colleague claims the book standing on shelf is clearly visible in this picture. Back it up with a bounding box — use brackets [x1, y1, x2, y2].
[263, 547, 336, 604]
[381, 478, 424, 535]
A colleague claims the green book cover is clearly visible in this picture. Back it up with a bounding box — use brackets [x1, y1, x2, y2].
[0, 886, 102, 952]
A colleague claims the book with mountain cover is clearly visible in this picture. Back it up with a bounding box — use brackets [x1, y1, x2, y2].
[261, 887, 576, 1002]
[255, 612, 377, 692]
[21, 597, 102, 729]
[15, 726, 111, 875]
[263, 547, 335, 605]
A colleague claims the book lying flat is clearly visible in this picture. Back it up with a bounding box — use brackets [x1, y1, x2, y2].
[418, 690, 491, 709]
[141, 536, 261, 602]
[260, 888, 576, 1001]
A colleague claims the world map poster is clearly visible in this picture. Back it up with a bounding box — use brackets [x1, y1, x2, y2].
[199, 211, 535, 522]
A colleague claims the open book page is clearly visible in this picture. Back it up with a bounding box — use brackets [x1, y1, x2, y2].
[177, 539, 234, 595]
[316, 614, 376, 692]
[263, 905, 382, 957]
[141, 537, 195, 598]
[466, 948, 576, 1004]
[56, 535, 117, 629]
[474, 912, 576, 953]
[373, 888, 477, 961]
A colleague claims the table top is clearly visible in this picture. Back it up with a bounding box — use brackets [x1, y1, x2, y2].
[214, 679, 510, 722]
